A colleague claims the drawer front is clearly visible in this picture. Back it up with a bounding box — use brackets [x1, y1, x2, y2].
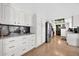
[30, 35, 35, 38]
[20, 42, 28, 55]
[21, 47, 27, 54]
[5, 40, 16, 45]
[6, 50, 16, 56]
[21, 37, 27, 42]
[5, 44, 16, 52]
[3, 44, 16, 56]
[3, 38, 16, 45]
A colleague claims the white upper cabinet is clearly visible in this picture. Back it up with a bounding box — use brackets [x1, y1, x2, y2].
[0, 3, 32, 26]
[9, 6, 17, 25]
[13, 9, 24, 25]
[1, 4, 11, 24]
[24, 13, 32, 26]
[0, 4, 17, 25]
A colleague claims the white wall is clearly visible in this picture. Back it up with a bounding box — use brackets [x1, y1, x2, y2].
[10, 3, 79, 20]
[73, 15, 79, 27]
[65, 17, 73, 28]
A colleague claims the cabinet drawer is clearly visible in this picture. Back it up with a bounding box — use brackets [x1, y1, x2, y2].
[20, 43, 29, 54]
[5, 40, 16, 45]
[3, 38, 16, 45]
[5, 45, 16, 52]
[21, 37, 27, 41]
[30, 35, 35, 37]
[4, 43, 16, 51]
[22, 47, 27, 54]
[4, 44, 16, 56]
[6, 50, 16, 56]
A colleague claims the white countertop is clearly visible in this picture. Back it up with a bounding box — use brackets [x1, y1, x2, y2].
[67, 31, 79, 34]
[0, 33, 35, 39]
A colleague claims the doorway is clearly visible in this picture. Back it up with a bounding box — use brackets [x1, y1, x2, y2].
[45, 22, 48, 43]
[56, 25, 61, 36]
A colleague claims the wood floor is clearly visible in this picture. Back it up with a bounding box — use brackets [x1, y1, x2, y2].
[23, 36, 79, 56]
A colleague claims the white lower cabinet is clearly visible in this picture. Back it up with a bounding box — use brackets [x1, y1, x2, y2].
[61, 29, 66, 37]
[3, 37, 17, 56]
[4, 44, 17, 56]
[2, 34, 35, 56]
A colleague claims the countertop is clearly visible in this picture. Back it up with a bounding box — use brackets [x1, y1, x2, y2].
[0, 33, 35, 39]
[67, 31, 79, 34]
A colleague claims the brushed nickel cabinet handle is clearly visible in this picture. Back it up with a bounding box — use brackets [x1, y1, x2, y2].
[9, 46, 15, 48]
[9, 40, 15, 42]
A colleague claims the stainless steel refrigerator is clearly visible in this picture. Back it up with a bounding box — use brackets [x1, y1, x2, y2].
[45, 22, 53, 43]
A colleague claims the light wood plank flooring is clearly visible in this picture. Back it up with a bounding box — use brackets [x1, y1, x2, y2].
[23, 36, 79, 56]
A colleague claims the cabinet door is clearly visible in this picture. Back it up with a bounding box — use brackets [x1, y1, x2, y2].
[13, 9, 20, 25]
[41, 20, 45, 43]
[1, 4, 23, 25]
[13, 36, 23, 56]
[9, 7, 17, 25]
[36, 20, 42, 47]
[1, 4, 16, 25]
[24, 13, 32, 26]
[24, 13, 29, 26]
[28, 35, 35, 50]
[11, 10, 25, 26]
[2, 37, 17, 56]
[35, 18, 43, 47]
[15, 36, 29, 56]
[19, 11, 24, 25]
[2, 5, 11, 24]
[4, 44, 16, 56]
[28, 14, 32, 26]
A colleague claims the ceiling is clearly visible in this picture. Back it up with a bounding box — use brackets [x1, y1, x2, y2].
[11, 3, 79, 20]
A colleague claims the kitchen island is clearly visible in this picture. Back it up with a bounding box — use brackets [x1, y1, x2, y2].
[66, 31, 79, 47]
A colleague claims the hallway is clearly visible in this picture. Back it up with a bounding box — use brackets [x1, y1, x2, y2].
[23, 36, 79, 56]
